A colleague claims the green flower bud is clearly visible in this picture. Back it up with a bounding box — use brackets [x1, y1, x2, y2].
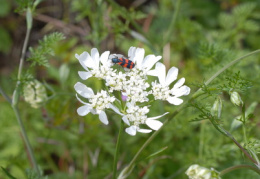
[23, 80, 47, 108]
[230, 90, 243, 107]
[211, 96, 222, 118]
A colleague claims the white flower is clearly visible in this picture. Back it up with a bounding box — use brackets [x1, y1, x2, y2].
[75, 48, 115, 80]
[186, 164, 221, 179]
[128, 47, 162, 73]
[148, 62, 190, 105]
[112, 101, 168, 136]
[74, 82, 115, 125]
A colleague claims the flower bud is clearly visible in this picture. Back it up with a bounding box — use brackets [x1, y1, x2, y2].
[211, 96, 222, 118]
[229, 90, 243, 107]
[23, 80, 47, 108]
[185, 164, 221, 179]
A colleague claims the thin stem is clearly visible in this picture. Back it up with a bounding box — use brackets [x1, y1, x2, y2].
[241, 105, 248, 144]
[219, 164, 260, 176]
[13, 107, 39, 174]
[0, 86, 12, 104]
[11, 9, 40, 175]
[223, 129, 257, 164]
[164, 0, 182, 44]
[18, 27, 31, 81]
[205, 49, 260, 86]
[112, 119, 124, 179]
[122, 119, 168, 176]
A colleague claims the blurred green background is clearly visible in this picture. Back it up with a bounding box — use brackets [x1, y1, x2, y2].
[0, 0, 260, 178]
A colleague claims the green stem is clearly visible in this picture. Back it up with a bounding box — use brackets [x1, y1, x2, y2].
[219, 164, 260, 176]
[164, 0, 182, 44]
[13, 106, 39, 174]
[11, 9, 40, 175]
[112, 119, 124, 179]
[241, 105, 248, 144]
[205, 49, 260, 86]
[0, 86, 12, 104]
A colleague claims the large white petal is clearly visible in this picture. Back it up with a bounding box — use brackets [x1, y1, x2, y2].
[128, 47, 136, 60]
[122, 116, 130, 126]
[76, 94, 88, 104]
[77, 105, 91, 116]
[125, 126, 137, 136]
[134, 48, 145, 68]
[99, 111, 109, 125]
[167, 96, 183, 105]
[142, 55, 162, 71]
[155, 62, 166, 85]
[137, 128, 152, 133]
[171, 85, 191, 97]
[100, 51, 110, 66]
[74, 82, 94, 98]
[78, 71, 92, 80]
[146, 69, 159, 77]
[148, 112, 169, 120]
[165, 67, 178, 86]
[108, 104, 123, 115]
[145, 119, 163, 130]
[91, 48, 100, 69]
[75, 52, 89, 71]
[173, 78, 185, 89]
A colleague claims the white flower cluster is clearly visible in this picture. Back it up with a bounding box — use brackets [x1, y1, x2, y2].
[185, 164, 221, 179]
[74, 47, 190, 135]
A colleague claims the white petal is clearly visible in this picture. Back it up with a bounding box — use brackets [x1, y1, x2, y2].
[137, 128, 152, 133]
[91, 48, 100, 69]
[167, 96, 183, 105]
[172, 85, 191, 97]
[146, 69, 159, 77]
[99, 111, 109, 125]
[128, 47, 136, 60]
[134, 48, 145, 68]
[145, 119, 163, 130]
[78, 71, 92, 80]
[100, 51, 110, 65]
[125, 126, 137, 136]
[142, 55, 162, 71]
[74, 82, 94, 98]
[122, 116, 130, 126]
[173, 78, 185, 89]
[165, 67, 178, 86]
[148, 112, 169, 120]
[75, 52, 89, 71]
[76, 94, 88, 104]
[109, 104, 123, 115]
[77, 105, 91, 116]
[155, 62, 166, 85]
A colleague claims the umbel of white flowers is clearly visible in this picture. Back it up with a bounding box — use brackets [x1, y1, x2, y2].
[74, 47, 190, 136]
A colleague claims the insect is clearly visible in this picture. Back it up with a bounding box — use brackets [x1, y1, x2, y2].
[111, 56, 135, 69]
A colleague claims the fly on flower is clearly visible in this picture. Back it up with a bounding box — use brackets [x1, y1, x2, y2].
[110, 54, 135, 69]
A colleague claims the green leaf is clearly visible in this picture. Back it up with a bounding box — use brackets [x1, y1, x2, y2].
[27, 32, 65, 67]
[145, 146, 168, 160]
[1, 167, 17, 179]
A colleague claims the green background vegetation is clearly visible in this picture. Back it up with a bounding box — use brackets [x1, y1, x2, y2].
[0, 0, 260, 178]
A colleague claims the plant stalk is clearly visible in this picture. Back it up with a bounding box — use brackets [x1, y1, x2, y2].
[112, 119, 124, 179]
[11, 9, 40, 175]
[220, 164, 260, 176]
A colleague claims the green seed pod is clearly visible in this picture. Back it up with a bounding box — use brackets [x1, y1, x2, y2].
[230, 90, 243, 107]
[23, 80, 47, 108]
[211, 96, 222, 118]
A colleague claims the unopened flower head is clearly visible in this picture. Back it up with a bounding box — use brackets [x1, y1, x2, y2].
[74, 47, 190, 135]
[185, 164, 221, 179]
[23, 80, 47, 108]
